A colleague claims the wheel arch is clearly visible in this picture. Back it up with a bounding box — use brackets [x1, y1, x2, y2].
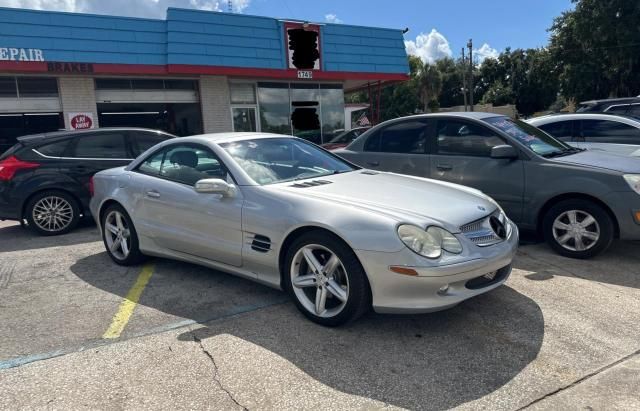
[21, 188, 83, 220]
[536, 193, 620, 238]
[98, 198, 125, 227]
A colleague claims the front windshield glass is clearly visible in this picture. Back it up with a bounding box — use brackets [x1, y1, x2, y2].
[329, 128, 365, 144]
[483, 116, 572, 156]
[220, 138, 356, 185]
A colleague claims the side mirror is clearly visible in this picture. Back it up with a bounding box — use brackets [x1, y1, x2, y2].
[491, 144, 518, 159]
[194, 178, 234, 196]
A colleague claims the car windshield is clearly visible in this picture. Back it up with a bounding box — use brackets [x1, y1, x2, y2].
[220, 138, 357, 185]
[328, 128, 366, 144]
[484, 116, 575, 157]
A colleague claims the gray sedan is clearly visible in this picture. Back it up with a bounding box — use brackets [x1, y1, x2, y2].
[336, 112, 640, 259]
[90, 133, 518, 326]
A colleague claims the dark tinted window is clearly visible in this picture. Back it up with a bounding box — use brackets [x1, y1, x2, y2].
[606, 105, 629, 115]
[17, 77, 58, 97]
[36, 139, 71, 157]
[538, 121, 575, 141]
[364, 130, 381, 152]
[436, 120, 504, 156]
[130, 131, 171, 156]
[579, 120, 640, 143]
[95, 79, 132, 89]
[137, 144, 227, 186]
[73, 133, 129, 159]
[379, 121, 427, 153]
[628, 105, 640, 117]
[0, 77, 17, 97]
[164, 80, 197, 90]
[131, 79, 165, 89]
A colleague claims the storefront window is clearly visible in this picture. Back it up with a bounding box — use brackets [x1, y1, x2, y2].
[17, 77, 59, 97]
[230, 83, 256, 104]
[232, 107, 257, 132]
[257, 82, 291, 135]
[320, 84, 345, 142]
[0, 77, 17, 97]
[97, 103, 202, 136]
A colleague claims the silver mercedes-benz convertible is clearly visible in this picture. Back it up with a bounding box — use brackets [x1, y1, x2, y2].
[90, 133, 519, 326]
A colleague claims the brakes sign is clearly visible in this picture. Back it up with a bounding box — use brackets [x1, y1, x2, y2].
[68, 112, 94, 130]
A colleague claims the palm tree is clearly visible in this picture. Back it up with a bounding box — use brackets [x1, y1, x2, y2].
[415, 62, 443, 112]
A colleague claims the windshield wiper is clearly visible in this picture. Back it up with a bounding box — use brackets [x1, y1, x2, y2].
[543, 147, 584, 158]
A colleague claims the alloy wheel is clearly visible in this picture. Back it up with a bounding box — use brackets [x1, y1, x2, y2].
[31, 196, 73, 233]
[552, 209, 600, 252]
[290, 244, 349, 318]
[104, 210, 131, 260]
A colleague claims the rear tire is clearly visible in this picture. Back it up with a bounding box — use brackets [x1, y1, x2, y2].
[542, 199, 614, 259]
[25, 190, 80, 236]
[284, 231, 371, 326]
[101, 204, 146, 266]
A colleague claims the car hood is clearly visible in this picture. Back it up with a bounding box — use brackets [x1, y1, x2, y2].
[549, 150, 640, 173]
[276, 171, 497, 230]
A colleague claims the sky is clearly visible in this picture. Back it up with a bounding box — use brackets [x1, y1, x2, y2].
[0, 0, 575, 63]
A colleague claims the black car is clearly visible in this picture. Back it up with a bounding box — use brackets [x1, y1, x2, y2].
[577, 97, 640, 117]
[0, 128, 175, 235]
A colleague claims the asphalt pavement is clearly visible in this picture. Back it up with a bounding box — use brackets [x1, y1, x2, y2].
[0, 219, 638, 410]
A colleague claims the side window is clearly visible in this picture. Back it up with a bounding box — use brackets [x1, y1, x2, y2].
[605, 105, 629, 115]
[538, 121, 574, 141]
[580, 120, 640, 143]
[73, 132, 128, 159]
[131, 131, 171, 156]
[35, 139, 71, 157]
[436, 120, 504, 157]
[628, 104, 640, 117]
[379, 121, 428, 154]
[136, 144, 227, 186]
[363, 129, 381, 152]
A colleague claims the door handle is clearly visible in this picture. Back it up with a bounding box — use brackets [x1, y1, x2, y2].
[145, 190, 161, 198]
[366, 161, 380, 167]
[436, 164, 453, 171]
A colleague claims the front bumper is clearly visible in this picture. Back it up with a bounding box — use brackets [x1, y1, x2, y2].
[356, 222, 519, 314]
[602, 191, 640, 240]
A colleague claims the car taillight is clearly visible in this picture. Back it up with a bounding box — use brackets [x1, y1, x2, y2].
[89, 175, 95, 197]
[0, 155, 40, 181]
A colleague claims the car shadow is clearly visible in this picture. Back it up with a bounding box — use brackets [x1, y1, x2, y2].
[516, 241, 640, 289]
[71, 252, 544, 410]
[0, 219, 99, 253]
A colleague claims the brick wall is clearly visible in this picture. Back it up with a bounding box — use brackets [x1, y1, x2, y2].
[58, 77, 99, 129]
[199, 76, 232, 133]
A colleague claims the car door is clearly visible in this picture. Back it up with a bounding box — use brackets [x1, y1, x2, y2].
[429, 118, 525, 222]
[132, 143, 244, 267]
[354, 119, 431, 177]
[578, 119, 640, 156]
[57, 130, 132, 207]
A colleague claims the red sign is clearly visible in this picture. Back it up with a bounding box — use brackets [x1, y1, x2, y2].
[68, 113, 94, 130]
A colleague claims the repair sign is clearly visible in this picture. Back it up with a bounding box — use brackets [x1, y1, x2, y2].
[68, 112, 94, 130]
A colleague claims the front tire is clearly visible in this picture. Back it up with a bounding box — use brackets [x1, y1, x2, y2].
[284, 231, 370, 326]
[25, 190, 80, 236]
[542, 199, 614, 259]
[101, 204, 146, 266]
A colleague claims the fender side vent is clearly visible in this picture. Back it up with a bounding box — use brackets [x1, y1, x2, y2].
[290, 180, 333, 188]
[361, 170, 378, 175]
[251, 234, 271, 252]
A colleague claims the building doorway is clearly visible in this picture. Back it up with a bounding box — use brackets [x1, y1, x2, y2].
[97, 103, 202, 136]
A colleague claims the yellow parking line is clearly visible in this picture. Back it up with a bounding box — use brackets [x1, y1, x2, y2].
[102, 263, 155, 339]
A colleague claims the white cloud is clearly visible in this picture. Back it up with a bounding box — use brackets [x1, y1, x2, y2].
[473, 43, 499, 63]
[324, 13, 342, 24]
[0, 0, 251, 18]
[404, 29, 452, 64]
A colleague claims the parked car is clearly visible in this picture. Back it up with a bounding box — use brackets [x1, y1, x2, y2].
[527, 113, 640, 157]
[336, 112, 640, 259]
[0, 128, 175, 235]
[321, 127, 371, 151]
[90, 133, 518, 326]
[576, 97, 640, 117]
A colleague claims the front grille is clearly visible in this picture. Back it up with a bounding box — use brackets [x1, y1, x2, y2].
[460, 210, 506, 247]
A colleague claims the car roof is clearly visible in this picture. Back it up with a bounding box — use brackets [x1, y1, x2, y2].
[398, 112, 502, 121]
[579, 97, 640, 105]
[528, 112, 640, 124]
[17, 127, 175, 145]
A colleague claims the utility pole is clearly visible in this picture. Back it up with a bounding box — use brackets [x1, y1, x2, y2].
[461, 47, 468, 111]
[467, 38, 474, 111]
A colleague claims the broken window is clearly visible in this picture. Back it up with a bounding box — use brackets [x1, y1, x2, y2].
[287, 28, 320, 70]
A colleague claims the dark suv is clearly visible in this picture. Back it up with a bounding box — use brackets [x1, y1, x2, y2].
[0, 128, 175, 235]
[577, 97, 640, 117]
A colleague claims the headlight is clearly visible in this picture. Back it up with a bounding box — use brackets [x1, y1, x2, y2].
[397, 225, 463, 259]
[623, 174, 640, 194]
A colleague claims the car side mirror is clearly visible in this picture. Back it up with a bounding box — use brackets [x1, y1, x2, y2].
[194, 178, 234, 196]
[491, 145, 518, 159]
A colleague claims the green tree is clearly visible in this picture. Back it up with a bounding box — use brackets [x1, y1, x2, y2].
[480, 80, 515, 106]
[415, 62, 442, 112]
[549, 0, 640, 101]
[436, 57, 467, 107]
